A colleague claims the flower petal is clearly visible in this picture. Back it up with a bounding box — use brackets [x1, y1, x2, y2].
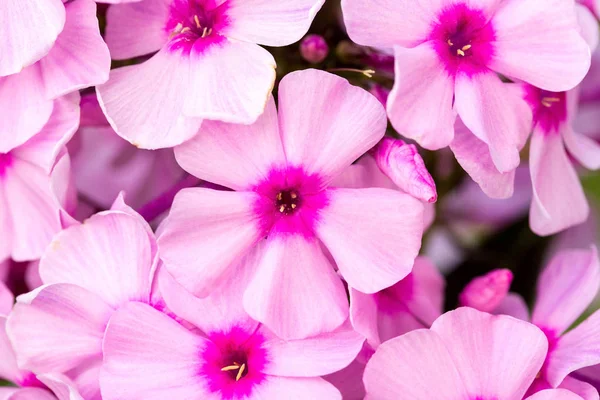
[37, 373, 84, 400]
[316, 188, 424, 294]
[224, 0, 324, 46]
[175, 96, 285, 190]
[278, 69, 387, 185]
[0, 0, 65, 76]
[526, 389, 585, 400]
[0, 317, 19, 384]
[251, 376, 341, 400]
[563, 127, 600, 170]
[243, 234, 348, 340]
[158, 188, 263, 297]
[387, 42, 456, 150]
[493, 293, 530, 321]
[489, 0, 591, 91]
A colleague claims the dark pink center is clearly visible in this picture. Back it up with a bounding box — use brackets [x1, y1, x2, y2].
[429, 4, 496, 76]
[165, 0, 229, 54]
[253, 166, 329, 238]
[0, 153, 13, 177]
[199, 326, 269, 399]
[524, 86, 568, 134]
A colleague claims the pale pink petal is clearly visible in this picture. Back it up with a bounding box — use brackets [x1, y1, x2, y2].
[0, 67, 53, 152]
[251, 376, 341, 400]
[0, 0, 65, 76]
[363, 329, 468, 399]
[183, 40, 276, 124]
[316, 188, 424, 293]
[493, 293, 530, 321]
[8, 388, 57, 400]
[157, 188, 263, 297]
[278, 69, 387, 184]
[243, 234, 348, 340]
[324, 356, 367, 400]
[175, 97, 285, 190]
[68, 359, 102, 400]
[450, 118, 516, 199]
[402, 256, 446, 326]
[577, 4, 600, 50]
[0, 317, 19, 383]
[454, 71, 531, 173]
[39, 0, 110, 99]
[105, 0, 170, 59]
[0, 283, 12, 316]
[546, 310, 600, 387]
[2, 159, 64, 261]
[564, 127, 600, 170]
[96, 49, 203, 150]
[387, 42, 456, 150]
[348, 288, 380, 347]
[526, 389, 585, 400]
[532, 247, 600, 335]
[38, 373, 84, 400]
[341, 0, 441, 48]
[431, 307, 548, 400]
[13, 94, 80, 173]
[371, 138, 437, 203]
[559, 376, 599, 400]
[224, 0, 324, 46]
[40, 212, 154, 308]
[459, 269, 513, 313]
[7, 284, 112, 373]
[263, 321, 364, 377]
[100, 302, 209, 400]
[529, 129, 589, 236]
[0, 388, 18, 400]
[490, 0, 591, 91]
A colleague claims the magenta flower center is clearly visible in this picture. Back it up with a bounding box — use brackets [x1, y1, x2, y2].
[524, 86, 568, 134]
[429, 3, 496, 76]
[275, 189, 301, 215]
[0, 153, 13, 177]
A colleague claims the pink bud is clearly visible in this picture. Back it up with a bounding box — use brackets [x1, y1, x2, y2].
[459, 269, 514, 313]
[300, 34, 329, 64]
[372, 138, 437, 203]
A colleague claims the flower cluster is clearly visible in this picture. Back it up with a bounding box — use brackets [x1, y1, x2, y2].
[1, 0, 600, 399]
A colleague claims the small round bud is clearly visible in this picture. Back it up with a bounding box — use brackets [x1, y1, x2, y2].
[300, 34, 329, 64]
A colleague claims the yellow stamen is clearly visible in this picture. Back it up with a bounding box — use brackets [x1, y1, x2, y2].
[291, 204, 297, 209]
[221, 365, 241, 372]
[202, 27, 210, 38]
[279, 205, 286, 213]
[290, 192, 297, 199]
[194, 15, 201, 28]
[277, 192, 283, 201]
[541, 97, 561, 107]
[180, 27, 191, 34]
[456, 49, 465, 56]
[447, 39, 454, 46]
[236, 363, 246, 381]
[461, 44, 472, 51]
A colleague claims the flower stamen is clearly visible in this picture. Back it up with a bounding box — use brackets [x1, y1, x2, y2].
[541, 97, 561, 108]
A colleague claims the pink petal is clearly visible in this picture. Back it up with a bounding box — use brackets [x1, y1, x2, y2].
[363, 329, 468, 399]
[7, 388, 57, 400]
[100, 302, 209, 400]
[251, 376, 341, 400]
[454, 71, 530, 173]
[6, 284, 112, 373]
[459, 269, 514, 313]
[532, 247, 600, 335]
[0, 283, 12, 316]
[371, 138, 437, 203]
[529, 129, 589, 236]
[0, 0, 65, 76]
[450, 118, 517, 199]
[40, 211, 155, 308]
[526, 389, 586, 400]
[324, 356, 367, 400]
[278, 69, 387, 184]
[493, 293, 530, 321]
[105, 0, 170, 60]
[387, 42, 456, 150]
[577, 4, 600, 51]
[262, 321, 364, 377]
[348, 288, 380, 347]
[158, 188, 263, 297]
[243, 235, 348, 340]
[96, 48, 203, 150]
[0, 67, 53, 152]
[559, 376, 599, 400]
[175, 96, 285, 190]
[38, 373, 84, 400]
[13, 94, 80, 173]
[39, 0, 110, 99]
[224, 0, 324, 46]
[183, 40, 276, 124]
[545, 310, 600, 387]
[490, 0, 591, 91]
[0, 317, 20, 384]
[341, 0, 440, 48]
[564, 127, 600, 170]
[316, 188, 424, 294]
[431, 307, 548, 400]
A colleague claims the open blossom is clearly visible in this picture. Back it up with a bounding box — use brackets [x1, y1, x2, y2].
[100, 266, 364, 400]
[363, 307, 583, 400]
[0, 0, 110, 152]
[523, 85, 600, 236]
[0, 94, 79, 262]
[342, 0, 590, 174]
[97, 0, 325, 149]
[6, 199, 159, 397]
[158, 69, 425, 340]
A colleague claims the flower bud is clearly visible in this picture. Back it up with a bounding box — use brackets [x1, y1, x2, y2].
[300, 34, 329, 64]
[459, 269, 514, 312]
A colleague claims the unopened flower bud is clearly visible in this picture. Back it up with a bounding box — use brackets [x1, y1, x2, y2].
[300, 34, 329, 64]
[459, 269, 514, 312]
